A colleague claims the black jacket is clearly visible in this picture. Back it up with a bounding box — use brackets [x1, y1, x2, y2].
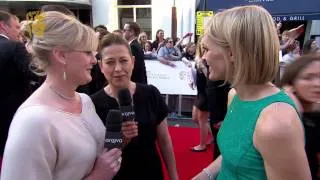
[130, 39, 147, 84]
[0, 36, 35, 154]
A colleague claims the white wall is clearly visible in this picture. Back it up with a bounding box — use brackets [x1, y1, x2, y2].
[92, 0, 118, 30]
[151, 0, 196, 41]
[311, 20, 320, 47]
[151, 0, 173, 40]
[176, 0, 196, 42]
[92, 0, 196, 41]
[310, 20, 320, 36]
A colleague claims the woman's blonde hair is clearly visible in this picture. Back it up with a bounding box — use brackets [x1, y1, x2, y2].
[195, 36, 204, 66]
[195, 36, 208, 76]
[205, 5, 279, 86]
[138, 32, 147, 42]
[30, 11, 98, 75]
[20, 20, 33, 40]
[138, 31, 147, 49]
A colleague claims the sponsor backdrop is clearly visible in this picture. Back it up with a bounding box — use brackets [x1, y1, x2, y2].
[145, 60, 197, 95]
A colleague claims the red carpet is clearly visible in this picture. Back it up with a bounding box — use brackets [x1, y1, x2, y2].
[0, 128, 212, 179]
[162, 127, 213, 180]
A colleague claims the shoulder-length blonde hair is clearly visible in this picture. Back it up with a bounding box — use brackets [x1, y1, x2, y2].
[205, 5, 279, 86]
[195, 36, 208, 76]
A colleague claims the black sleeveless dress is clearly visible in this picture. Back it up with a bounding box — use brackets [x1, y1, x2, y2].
[194, 66, 209, 111]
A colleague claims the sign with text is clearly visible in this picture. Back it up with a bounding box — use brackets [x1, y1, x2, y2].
[200, 0, 320, 20]
[145, 60, 197, 95]
[272, 14, 320, 21]
[196, 11, 214, 36]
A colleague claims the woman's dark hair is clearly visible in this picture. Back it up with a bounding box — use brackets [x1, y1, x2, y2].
[99, 33, 132, 56]
[94, 25, 109, 40]
[280, 53, 320, 87]
[94, 25, 107, 31]
[155, 29, 164, 42]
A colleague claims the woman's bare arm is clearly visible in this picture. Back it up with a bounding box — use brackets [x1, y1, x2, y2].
[254, 102, 311, 180]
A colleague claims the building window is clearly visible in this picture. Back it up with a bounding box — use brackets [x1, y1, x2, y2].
[118, 1, 152, 39]
[118, 8, 134, 27]
[118, 0, 151, 5]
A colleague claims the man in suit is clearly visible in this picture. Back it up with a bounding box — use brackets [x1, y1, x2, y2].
[0, 11, 35, 158]
[123, 22, 147, 84]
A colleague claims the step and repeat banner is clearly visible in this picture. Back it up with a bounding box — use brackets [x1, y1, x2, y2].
[145, 60, 197, 95]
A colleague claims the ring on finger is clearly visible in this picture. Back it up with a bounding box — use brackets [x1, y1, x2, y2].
[117, 157, 122, 164]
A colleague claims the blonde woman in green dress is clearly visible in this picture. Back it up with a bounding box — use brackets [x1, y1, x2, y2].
[193, 5, 311, 180]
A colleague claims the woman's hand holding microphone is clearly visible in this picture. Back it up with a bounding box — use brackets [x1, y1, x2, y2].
[122, 121, 139, 144]
[85, 148, 122, 180]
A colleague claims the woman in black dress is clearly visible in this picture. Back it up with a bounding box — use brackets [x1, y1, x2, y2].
[152, 29, 165, 52]
[281, 53, 320, 180]
[91, 34, 178, 180]
[190, 41, 210, 152]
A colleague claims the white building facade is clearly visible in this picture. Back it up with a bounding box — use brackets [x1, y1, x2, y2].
[0, 0, 92, 24]
[92, 0, 196, 41]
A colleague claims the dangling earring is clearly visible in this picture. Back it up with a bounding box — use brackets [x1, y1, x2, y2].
[63, 62, 67, 81]
[63, 71, 67, 81]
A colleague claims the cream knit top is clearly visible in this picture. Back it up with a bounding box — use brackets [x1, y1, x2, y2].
[1, 93, 105, 180]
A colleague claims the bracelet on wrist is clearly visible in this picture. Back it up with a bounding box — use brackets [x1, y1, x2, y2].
[203, 168, 214, 180]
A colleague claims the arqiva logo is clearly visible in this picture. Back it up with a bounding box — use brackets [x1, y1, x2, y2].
[105, 138, 123, 144]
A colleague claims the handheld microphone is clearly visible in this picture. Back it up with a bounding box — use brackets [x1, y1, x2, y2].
[118, 88, 135, 122]
[105, 109, 124, 149]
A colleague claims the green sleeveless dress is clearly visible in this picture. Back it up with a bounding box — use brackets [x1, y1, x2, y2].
[217, 90, 297, 180]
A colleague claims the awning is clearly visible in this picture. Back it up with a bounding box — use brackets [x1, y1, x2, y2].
[198, 0, 320, 21]
[0, 1, 91, 10]
[2, 0, 91, 5]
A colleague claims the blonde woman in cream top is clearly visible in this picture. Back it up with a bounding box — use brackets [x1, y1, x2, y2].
[2, 93, 106, 180]
[1, 11, 123, 180]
